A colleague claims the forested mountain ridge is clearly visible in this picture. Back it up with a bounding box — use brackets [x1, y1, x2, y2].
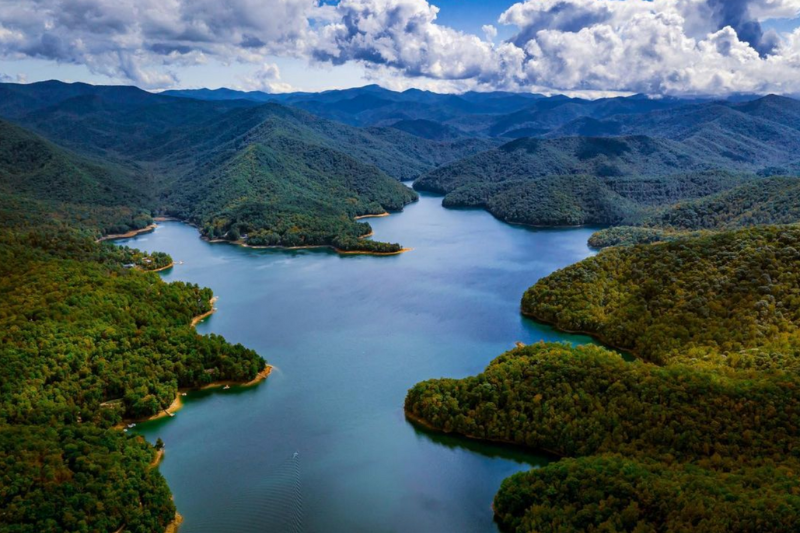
[414, 95, 800, 233]
[523, 225, 800, 368]
[0, 118, 152, 209]
[589, 175, 800, 247]
[414, 136, 757, 227]
[0, 81, 507, 252]
[0, 118, 157, 236]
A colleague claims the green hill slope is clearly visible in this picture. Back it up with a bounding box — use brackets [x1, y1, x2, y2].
[407, 225, 800, 532]
[524, 225, 800, 367]
[0, 118, 156, 235]
[589, 176, 800, 247]
[0, 228, 266, 531]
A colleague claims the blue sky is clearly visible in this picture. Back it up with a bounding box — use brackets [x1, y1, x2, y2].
[1, 0, 799, 95]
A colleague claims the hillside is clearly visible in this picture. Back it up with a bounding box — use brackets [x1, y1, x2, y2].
[417, 136, 706, 193]
[0, 119, 151, 208]
[162, 134, 418, 252]
[407, 225, 800, 531]
[413, 95, 800, 231]
[0, 118, 156, 235]
[551, 96, 800, 170]
[589, 176, 800, 247]
[523, 225, 800, 368]
[0, 228, 265, 531]
[414, 137, 750, 226]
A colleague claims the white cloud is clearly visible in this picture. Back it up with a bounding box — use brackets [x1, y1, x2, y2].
[482, 24, 497, 42]
[0, 0, 316, 88]
[236, 63, 294, 93]
[1, 0, 800, 94]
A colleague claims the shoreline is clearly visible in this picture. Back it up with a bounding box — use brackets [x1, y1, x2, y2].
[190, 297, 218, 327]
[165, 513, 183, 533]
[354, 212, 390, 220]
[404, 410, 564, 459]
[205, 237, 412, 256]
[114, 363, 271, 428]
[520, 310, 638, 360]
[148, 262, 174, 273]
[199, 364, 273, 389]
[97, 223, 157, 242]
[150, 449, 165, 469]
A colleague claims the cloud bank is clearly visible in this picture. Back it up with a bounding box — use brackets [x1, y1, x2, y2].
[0, 0, 799, 94]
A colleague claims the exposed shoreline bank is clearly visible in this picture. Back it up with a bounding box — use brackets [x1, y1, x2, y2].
[354, 212, 390, 220]
[97, 223, 157, 242]
[190, 296, 218, 327]
[149, 262, 174, 273]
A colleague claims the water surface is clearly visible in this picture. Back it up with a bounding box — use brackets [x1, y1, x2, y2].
[118, 193, 599, 533]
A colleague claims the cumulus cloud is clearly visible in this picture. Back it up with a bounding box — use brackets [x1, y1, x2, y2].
[1, 0, 800, 94]
[0, 0, 316, 88]
[496, 0, 800, 94]
[236, 63, 294, 93]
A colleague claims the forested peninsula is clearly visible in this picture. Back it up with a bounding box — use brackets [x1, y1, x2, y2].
[406, 225, 800, 532]
[0, 227, 267, 532]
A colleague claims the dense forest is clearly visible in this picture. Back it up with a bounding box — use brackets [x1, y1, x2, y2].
[407, 225, 800, 531]
[590, 176, 800, 247]
[414, 96, 800, 234]
[6, 80, 800, 531]
[0, 81, 511, 253]
[0, 227, 266, 531]
[523, 226, 800, 367]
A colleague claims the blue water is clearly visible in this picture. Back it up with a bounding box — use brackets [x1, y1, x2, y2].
[117, 193, 599, 532]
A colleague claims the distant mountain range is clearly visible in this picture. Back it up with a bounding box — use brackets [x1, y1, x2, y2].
[2, 80, 800, 247]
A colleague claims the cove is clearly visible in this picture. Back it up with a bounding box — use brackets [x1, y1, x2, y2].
[116, 192, 600, 533]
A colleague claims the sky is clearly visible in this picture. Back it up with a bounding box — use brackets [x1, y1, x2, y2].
[0, 0, 799, 96]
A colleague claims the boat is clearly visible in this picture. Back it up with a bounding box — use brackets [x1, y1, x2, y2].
[223, 385, 230, 390]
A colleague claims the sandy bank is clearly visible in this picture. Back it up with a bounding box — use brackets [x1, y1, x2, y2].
[115, 394, 184, 429]
[165, 513, 183, 533]
[354, 212, 390, 220]
[200, 364, 273, 390]
[337, 247, 413, 256]
[97, 224, 157, 242]
[190, 297, 218, 327]
[150, 449, 165, 469]
[148, 262, 175, 273]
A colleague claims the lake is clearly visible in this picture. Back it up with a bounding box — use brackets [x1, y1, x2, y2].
[116, 192, 599, 533]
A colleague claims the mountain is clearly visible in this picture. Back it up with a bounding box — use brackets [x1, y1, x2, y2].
[0, 119, 150, 207]
[414, 136, 740, 225]
[1, 82, 471, 251]
[0, 118, 156, 234]
[415, 95, 800, 229]
[549, 95, 800, 170]
[161, 84, 544, 132]
[588, 175, 800, 247]
[389, 118, 467, 140]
